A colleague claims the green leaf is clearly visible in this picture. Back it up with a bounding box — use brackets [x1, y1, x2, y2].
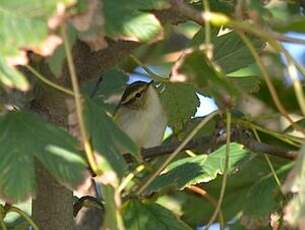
[0, 0, 75, 90]
[0, 111, 87, 202]
[230, 76, 261, 93]
[123, 200, 192, 230]
[82, 69, 129, 114]
[192, 30, 264, 74]
[0, 0, 74, 57]
[180, 156, 291, 226]
[272, 16, 305, 33]
[173, 50, 238, 104]
[160, 83, 199, 132]
[147, 143, 249, 193]
[84, 98, 139, 177]
[103, 0, 169, 42]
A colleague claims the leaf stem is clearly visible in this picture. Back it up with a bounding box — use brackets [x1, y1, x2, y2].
[61, 25, 101, 175]
[25, 65, 74, 96]
[118, 164, 145, 193]
[7, 206, 39, 230]
[202, 0, 213, 59]
[238, 32, 305, 136]
[232, 118, 302, 147]
[129, 55, 168, 82]
[136, 111, 218, 195]
[205, 110, 231, 230]
[252, 128, 282, 189]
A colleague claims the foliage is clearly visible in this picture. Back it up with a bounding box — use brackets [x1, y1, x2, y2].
[0, 0, 305, 229]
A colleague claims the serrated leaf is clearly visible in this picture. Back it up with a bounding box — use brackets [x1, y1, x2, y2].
[84, 98, 139, 177]
[103, 0, 169, 42]
[0, 0, 74, 57]
[0, 111, 87, 202]
[192, 30, 264, 74]
[0, 0, 75, 90]
[172, 50, 238, 103]
[123, 200, 192, 230]
[180, 156, 290, 225]
[160, 83, 199, 132]
[147, 143, 249, 193]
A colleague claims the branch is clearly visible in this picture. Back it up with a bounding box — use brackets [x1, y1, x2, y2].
[134, 133, 298, 161]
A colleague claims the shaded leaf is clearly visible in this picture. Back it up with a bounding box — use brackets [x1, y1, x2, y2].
[180, 156, 290, 226]
[230, 76, 261, 93]
[123, 200, 192, 230]
[192, 30, 264, 74]
[84, 98, 139, 177]
[147, 143, 249, 193]
[82, 69, 129, 114]
[160, 83, 199, 132]
[272, 16, 305, 33]
[0, 111, 87, 202]
[172, 50, 238, 104]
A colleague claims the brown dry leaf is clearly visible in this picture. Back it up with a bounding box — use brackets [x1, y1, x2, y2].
[70, 0, 107, 51]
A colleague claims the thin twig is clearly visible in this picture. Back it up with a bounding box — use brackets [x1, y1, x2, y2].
[7, 206, 39, 230]
[25, 65, 74, 96]
[205, 111, 231, 230]
[129, 55, 168, 82]
[61, 25, 101, 175]
[252, 129, 282, 189]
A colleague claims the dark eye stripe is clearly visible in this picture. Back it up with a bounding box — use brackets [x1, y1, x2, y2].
[120, 81, 148, 105]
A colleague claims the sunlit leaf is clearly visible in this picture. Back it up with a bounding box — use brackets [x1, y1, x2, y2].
[0, 111, 87, 202]
[0, 0, 75, 90]
[103, 0, 169, 42]
[147, 143, 249, 193]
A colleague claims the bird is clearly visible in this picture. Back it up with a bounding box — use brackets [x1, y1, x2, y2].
[114, 81, 167, 148]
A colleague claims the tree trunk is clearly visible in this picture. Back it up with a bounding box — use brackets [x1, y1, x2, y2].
[32, 163, 74, 230]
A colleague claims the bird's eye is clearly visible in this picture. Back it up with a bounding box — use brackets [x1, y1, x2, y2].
[135, 93, 141, 98]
